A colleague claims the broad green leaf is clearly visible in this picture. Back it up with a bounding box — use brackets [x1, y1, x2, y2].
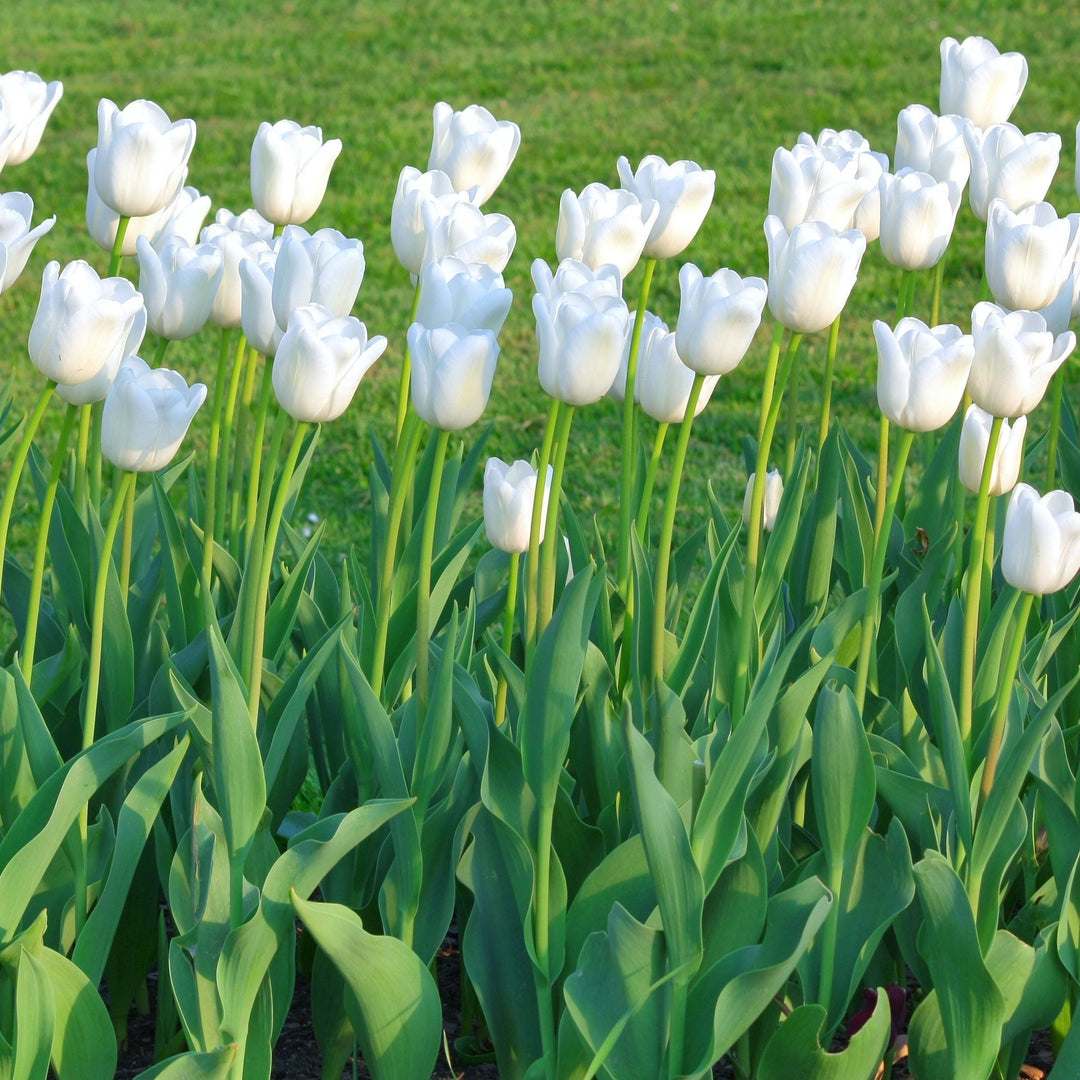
[757, 989, 891, 1080]
[131, 1045, 238, 1079]
[563, 904, 670, 1080]
[36, 945, 116, 1080]
[292, 894, 442, 1080]
[907, 853, 1005, 1080]
[755, 440, 811, 625]
[71, 736, 189, 985]
[12, 948, 54, 1080]
[520, 568, 599, 814]
[0, 712, 186, 937]
[986, 929, 1067, 1047]
[207, 621, 266, 869]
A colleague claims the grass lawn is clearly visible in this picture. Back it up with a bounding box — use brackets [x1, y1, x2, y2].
[0, 0, 1078, 555]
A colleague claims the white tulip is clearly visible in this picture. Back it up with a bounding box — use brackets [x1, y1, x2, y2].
[556, 183, 658, 278]
[939, 36, 1028, 131]
[964, 121, 1060, 221]
[428, 102, 520, 205]
[250, 119, 342, 226]
[616, 154, 716, 259]
[1001, 484, 1080, 595]
[958, 404, 1025, 496]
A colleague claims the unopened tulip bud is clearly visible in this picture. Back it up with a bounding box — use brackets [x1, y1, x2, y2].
[250, 119, 342, 227]
[483, 458, 552, 554]
[958, 405, 1025, 495]
[743, 470, 783, 531]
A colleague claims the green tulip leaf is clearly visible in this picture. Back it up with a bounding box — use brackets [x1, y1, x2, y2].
[12, 947, 54, 1080]
[757, 990, 891, 1080]
[131, 1045, 238, 1080]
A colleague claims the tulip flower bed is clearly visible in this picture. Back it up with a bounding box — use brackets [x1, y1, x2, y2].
[5, 10, 1080, 1080]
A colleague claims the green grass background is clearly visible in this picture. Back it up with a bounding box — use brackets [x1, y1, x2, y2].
[0, 0, 1077, 554]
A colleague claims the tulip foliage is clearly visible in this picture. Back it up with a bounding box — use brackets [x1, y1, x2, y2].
[3, 33, 1080, 1080]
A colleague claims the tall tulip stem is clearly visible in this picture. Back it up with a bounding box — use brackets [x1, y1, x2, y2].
[732, 326, 793, 723]
[244, 356, 274, 556]
[74, 403, 92, 517]
[617, 257, 656, 596]
[538, 405, 576, 637]
[247, 420, 310, 723]
[979, 589, 1036, 809]
[224, 339, 255, 549]
[854, 428, 916, 710]
[494, 551, 520, 730]
[526, 399, 561, 660]
[202, 328, 233, 591]
[0, 382, 55, 609]
[371, 408, 423, 701]
[636, 421, 670, 539]
[395, 281, 423, 448]
[1044, 369, 1065, 490]
[959, 414, 1004, 747]
[119, 469, 137, 600]
[415, 427, 451, 719]
[21, 402, 77, 679]
[873, 416, 891, 541]
[930, 253, 946, 326]
[652, 374, 705, 688]
[818, 315, 841, 453]
[108, 217, 130, 278]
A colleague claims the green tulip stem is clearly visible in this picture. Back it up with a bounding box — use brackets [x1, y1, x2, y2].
[74, 403, 92, 517]
[0, 382, 55, 609]
[979, 589, 1035, 811]
[732, 326, 795, 724]
[244, 356, 275, 557]
[930, 254, 946, 326]
[119, 469, 137, 600]
[415, 427, 451, 719]
[1044, 368, 1065, 490]
[371, 408, 423, 701]
[240, 404, 288, 705]
[895, 268, 915, 322]
[525, 398, 561, 661]
[617, 257, 656, 596]
[818, 314, 842, 454]
[82, 470, 136, 753]
[635, 421, 670, 540]
[152, 335, 169, 367]
[873, 416, 891, 543]
[395, 281, 423, 449]
[89, 402, 103, 513]
[75, 467, 136, 932]
[533, 800, 558, 1080]
[854, 428, 915, 711]
[784, 352, 801, 477]
[652, 375, 705, 688]
[202, 328, 233, 594]
[815, 855, 845, 1036]
[539, 404, 576, 637]
[494, 551, 520, 730]
[959, 414, 1004, 747]
[21, 402, 77, 679]
[247, 420, 309, 724]
[224, 339, 255, 548]
[108, 217, 130, 278]
[982, 504, 996, 621]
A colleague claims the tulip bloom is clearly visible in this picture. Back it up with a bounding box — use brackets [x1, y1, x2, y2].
[407, 322, 499, 430]
[877, 169, 962, 272]
[764, 216, 866, 334]
[250, 119, 342, 227]
[742, 470, 783, 532]
[200, 214, 274, 329]
[416, 256, 513, 335]
[610, 311, 719, 423]
[894, 104, 971, 190]
[428, 102, 521, 205]
[28, 260, 146, 389]
[100, 356, 207, 472]
[675, 263, 767, 376]
[964, 121, 1060, 221]
[137, 235, 223, 341]
[968, 302, 1076, 418]
[556, 182, 658, 278]
[239, 245, 283, 356]
[0, 191, 54, 291]
[958, 404, 1025, 496]
[533, 284, 631, 406]
[273, 304, 386, 423]
[0, 70, 62, 168]
[271, 226, 366, 329]
[92, 98, 196, 219]
[1001, 484, 1080, 595]
[531, 257, 622, 305]
[484, 458, 552, 554]
[985, 200, 1080, 313]
[939, 36, 1028, 131]
[768, 144, 872, 235]
[86, 155, 210, 257]
[420, 199, 516, 273]
[873, 318, 973, 432]
[616, 154, 716, 259]
[390, 166, 473, 275]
